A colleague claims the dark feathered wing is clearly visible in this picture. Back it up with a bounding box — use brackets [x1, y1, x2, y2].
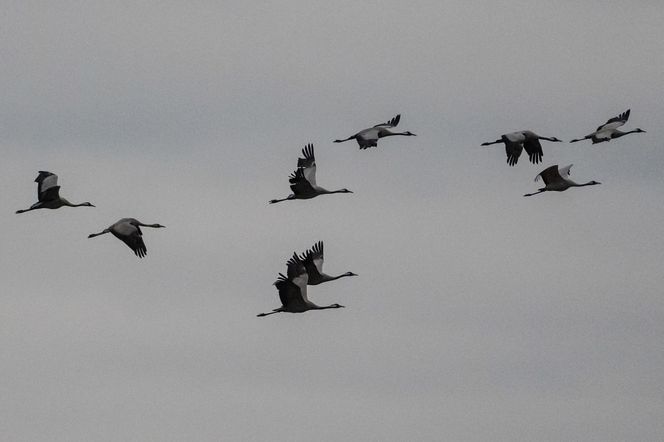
[35, 171, 60, 202]
[597, 109, 630, 131]
[112, 225, 147, 258]
[125, 235, 147, 258]
[536, 165, 563, 185]
[299, 241, 325, 283]
[288, 168, 315, 195]
[275, 253, 308, 308]
[504, 142, 523, 166]
[275, 276, 307, 310]
[297, 144, 315, 169]
[374, 114, 400, 128]
[296, 144, 317, 187]
[522, 138, 543, 164]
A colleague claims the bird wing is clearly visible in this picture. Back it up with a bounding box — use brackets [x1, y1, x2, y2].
[292, 272, 309, 303]
[535, 165, 563, 185]
[299, 241, 324, 282]
[288, 168, 316, 195]
[281, 254, 310, 304]
[308, 241, 324, 274]
[296, 143, 317, 187]
[275, 276, 308, 310]
[504, 141, 523, 166]
[35, 171, 60, 202]
[557, 164, 573, 178]
[285, 253, 304, 279]
[113, 221, 147, 258]
[374, 114, 400, 128]
[522, 138, 543, 164]
[596, 109, 630, 132]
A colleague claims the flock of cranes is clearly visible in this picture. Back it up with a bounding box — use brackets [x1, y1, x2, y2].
[479, 109, 644, 196]
[257, 244, 357, 317]
[15, 171, 165, 257]
[15, 110, 645, 317]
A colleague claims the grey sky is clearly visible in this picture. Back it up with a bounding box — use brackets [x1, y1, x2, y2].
[2, 1, 664, 440]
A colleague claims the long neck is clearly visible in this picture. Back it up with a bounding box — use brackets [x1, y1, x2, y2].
[577, 181, 596, 187]
[322, 273, 353, 282]
[313, 304, 340, 310]
[539, 136, 558, 142]
[136, 222, 161, 228]
[383, 131, 411, 137]
[334, 135, 355, 143]
[612, 129, 640, 138]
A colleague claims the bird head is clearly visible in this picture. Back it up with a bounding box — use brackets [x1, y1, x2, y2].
[331, 304, 345, 309]
[635, 128, 646, 133]
[345, 272, 358, 277]
[590, 181, 601, 185]
[153, 224, 166, 228]
[404, 131, 416, 136]
[550, 137, 563, 142]
[82, 202, 95, 207]
[341, 189, 353, 193]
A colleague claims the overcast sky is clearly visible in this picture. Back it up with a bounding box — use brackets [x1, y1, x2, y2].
[2, 1, 663, 441]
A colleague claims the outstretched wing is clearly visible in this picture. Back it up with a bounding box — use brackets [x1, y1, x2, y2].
[299, 241, 324, 282]
[35, 171, 60, 202]
[596, 109, 630, 132]
[288, 168, 316, 196]
[307, 241, 324, 274]
[522, 138, 543, 164]
[113, 221, 147, 258]
[275, 276, 308, 310]
[280, 253, 309, 305]
[504, 142, 523, 166]
[557, 164, 573, 178]
[296, 143, 317, 187]
[285, 253, 304, 279]
[535, 164, 563, 185]
[374, 114, 400, 128]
